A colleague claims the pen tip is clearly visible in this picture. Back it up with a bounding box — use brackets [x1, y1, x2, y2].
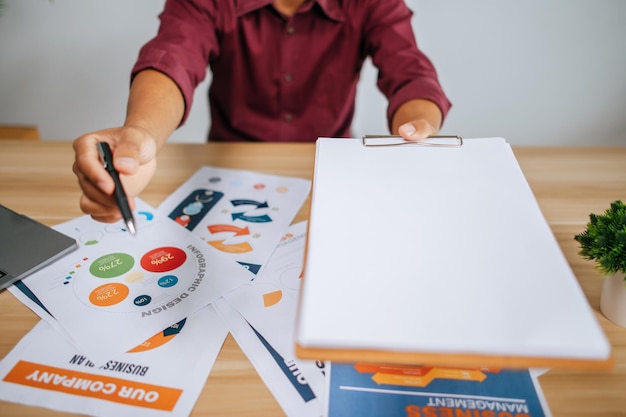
[126, 220, 137, 236]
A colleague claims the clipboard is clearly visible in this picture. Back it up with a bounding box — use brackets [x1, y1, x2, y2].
[294, 137, 611, 369]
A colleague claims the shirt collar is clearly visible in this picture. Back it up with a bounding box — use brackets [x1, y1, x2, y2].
[312, 0, 345, 22]
[235, 0, 345, 22]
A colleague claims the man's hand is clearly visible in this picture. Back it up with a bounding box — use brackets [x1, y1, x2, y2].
[398, 118, 438, 142]
[392, 99, 443, 142]
[72, 126, 158, 223]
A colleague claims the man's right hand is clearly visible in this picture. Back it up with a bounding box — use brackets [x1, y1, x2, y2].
[72, 125, 158, 224]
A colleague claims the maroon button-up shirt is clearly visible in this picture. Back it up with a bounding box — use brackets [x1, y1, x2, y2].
[132, 0, 451, 142]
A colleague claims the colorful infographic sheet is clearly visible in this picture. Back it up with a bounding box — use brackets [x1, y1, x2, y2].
[156, 166, 311, 281]
[214, 222, 327, 417]
[2, 167, 313, 416]
[213, 299, 326, 417]
[326, 363, 551, 417]
[0, 305, 227, 417]
[13, 200, 249, 364]
[223, 221, 312, 366]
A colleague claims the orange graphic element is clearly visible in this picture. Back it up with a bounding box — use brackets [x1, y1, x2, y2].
[207, 224, 250, 236]
[354, 363, 432, 376]
[3, 361, 182, 411]
[432, 368, 487, 382]
[372, 371, 437, 387]
[128, 331, 176, 353]
[263, 290, 283, 307]
[355, 363, 487, 388]
[208, 240, 253, 253]
[89, 283, 129, 307]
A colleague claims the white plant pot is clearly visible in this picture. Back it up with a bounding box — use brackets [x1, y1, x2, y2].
[600, 272, 626, 328]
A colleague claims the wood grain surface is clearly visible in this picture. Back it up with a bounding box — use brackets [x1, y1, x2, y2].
[1, 140, 625, 416]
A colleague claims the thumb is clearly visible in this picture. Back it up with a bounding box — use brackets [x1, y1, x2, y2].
[398, 119, 437, 142]
[112, 128, 157, 175]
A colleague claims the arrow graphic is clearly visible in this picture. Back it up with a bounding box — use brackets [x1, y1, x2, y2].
[231, 199, 269, 209]
[207, 224, 250, 236]
[208, 240, 253, 253]
[231, 212, 272, 223]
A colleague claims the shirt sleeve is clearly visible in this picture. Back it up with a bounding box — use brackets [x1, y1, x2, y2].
[363, 0, 452, 128]
[131, 0, 219, 125]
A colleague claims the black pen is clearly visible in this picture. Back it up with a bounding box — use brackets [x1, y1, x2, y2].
[97, 141, 137, 236]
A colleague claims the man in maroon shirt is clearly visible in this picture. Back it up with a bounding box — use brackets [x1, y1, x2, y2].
[73, 0, 451, 224]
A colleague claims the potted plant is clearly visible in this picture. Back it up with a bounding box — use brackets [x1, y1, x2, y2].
[575, 200, 626, 327]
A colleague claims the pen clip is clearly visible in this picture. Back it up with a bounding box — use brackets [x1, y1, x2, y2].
[97, 141, 113, 170]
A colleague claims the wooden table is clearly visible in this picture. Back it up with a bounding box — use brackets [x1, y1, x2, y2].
[1, 140, 625, 416]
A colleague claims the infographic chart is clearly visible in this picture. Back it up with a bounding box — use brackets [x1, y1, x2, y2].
[224, 221, 308, 361]
[158, 166, 311, 280]
[19, 213, 248, 364]
[219, 221, 328, 416]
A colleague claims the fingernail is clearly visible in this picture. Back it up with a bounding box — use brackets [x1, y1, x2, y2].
[399, 123, 417, 138]
[115, 157, 138, 172]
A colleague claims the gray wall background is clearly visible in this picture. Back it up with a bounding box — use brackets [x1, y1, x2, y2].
[1, 0, 625, 146]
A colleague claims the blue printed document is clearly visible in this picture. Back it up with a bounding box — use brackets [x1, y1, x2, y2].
[327, 362, 551, 417]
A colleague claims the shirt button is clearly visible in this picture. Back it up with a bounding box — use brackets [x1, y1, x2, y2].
[284, 73, 293, 82]
[284, 114, 293, 122]
[287, 26, 295, 35]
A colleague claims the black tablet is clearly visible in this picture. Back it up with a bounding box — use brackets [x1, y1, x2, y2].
[0, 204, 78, 291]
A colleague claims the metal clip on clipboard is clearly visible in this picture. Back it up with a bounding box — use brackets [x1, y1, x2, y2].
[361, 135, 463, 147]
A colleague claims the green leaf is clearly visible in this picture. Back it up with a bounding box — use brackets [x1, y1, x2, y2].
[575, 200, 626, 275]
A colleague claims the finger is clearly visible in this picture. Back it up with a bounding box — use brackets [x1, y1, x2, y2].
[74, 169, 117, 209]
[79, 193, 122, 223]
[79, 190, 137, 221]
[112, 128, 158, 175]
[398, 120, 437, 142]
[73, 132, 115, 194]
